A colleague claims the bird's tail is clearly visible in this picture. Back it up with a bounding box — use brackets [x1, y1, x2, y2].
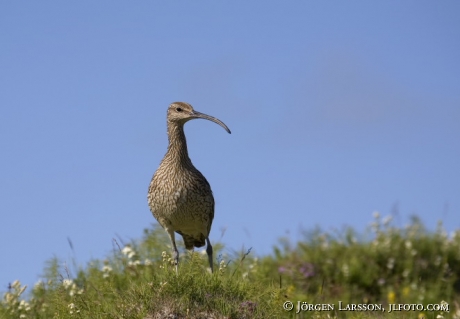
[180, 233, 205, 250]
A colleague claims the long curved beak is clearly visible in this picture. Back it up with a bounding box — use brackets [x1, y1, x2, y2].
[191, 111, 231, 134]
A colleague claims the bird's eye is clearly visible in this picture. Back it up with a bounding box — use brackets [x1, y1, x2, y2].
[176, 107, 183, 112]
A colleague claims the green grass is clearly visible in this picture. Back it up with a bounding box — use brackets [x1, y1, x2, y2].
[1, 214, 459, 319]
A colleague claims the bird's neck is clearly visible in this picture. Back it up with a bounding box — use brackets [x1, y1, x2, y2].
[165, 122, 192, 166]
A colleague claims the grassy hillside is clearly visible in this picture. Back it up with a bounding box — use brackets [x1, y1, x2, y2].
[1, 214, 459, 319]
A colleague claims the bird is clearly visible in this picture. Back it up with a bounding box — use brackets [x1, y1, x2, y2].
[147, 102, 231, 272]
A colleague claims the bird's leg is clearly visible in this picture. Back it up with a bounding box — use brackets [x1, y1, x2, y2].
[206, 237, 213, 273]
[166, 228, 179, 274]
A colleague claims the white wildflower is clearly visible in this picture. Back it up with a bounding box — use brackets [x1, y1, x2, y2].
[405, 240, 412, 249]
[128, 260, 141, 266]
[102, 265, 112, 272]
[18, 299, 30, 311]
[62, 279, 73, 289]
[62, 279, 83, 296]
[440, 300, 449, 312]
[122, 246, 136, 259]
[102, 264, 112, 278]
[387, 258, 395, 270]
[68, 302, 80, 314]
[342, 264, 349, 278]
[219, 260, 227, 274]
[11, 280, 21, 290]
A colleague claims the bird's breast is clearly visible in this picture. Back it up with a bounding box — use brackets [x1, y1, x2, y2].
[149, 169, 213, 208]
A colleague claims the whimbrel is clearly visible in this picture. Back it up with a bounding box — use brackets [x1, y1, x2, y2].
[147, 102, 231, 272]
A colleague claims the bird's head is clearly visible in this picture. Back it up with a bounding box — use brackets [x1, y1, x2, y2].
[167, 102, 231, 134]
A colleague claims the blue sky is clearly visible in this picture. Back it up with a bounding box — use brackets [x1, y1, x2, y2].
[1, 1, 459, 293]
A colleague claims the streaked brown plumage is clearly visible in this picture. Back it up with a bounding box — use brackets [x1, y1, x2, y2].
[147, 102, 231, 272]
